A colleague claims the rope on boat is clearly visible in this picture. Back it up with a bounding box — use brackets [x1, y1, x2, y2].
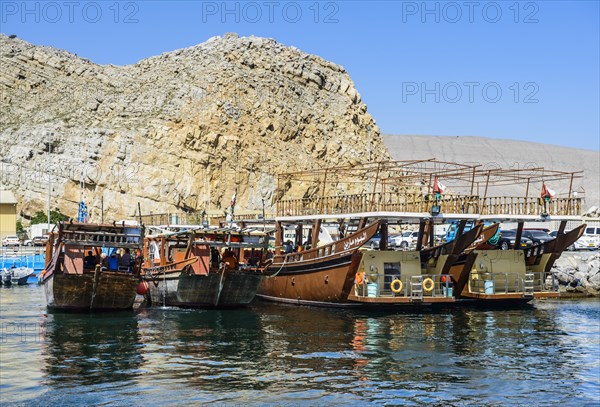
[267, 253, 290, 278]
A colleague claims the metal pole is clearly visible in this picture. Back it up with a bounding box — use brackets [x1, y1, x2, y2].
[567, 173, 574, 214]
[47, 132, 52, 225]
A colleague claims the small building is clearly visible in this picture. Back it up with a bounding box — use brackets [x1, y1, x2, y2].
[0, 190, 17, 240]
[28, 223, 56, 238]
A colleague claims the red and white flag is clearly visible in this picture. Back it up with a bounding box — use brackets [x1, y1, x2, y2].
[433, 176, 446, 194]
[230, 190, 237, 208]
[541, 183, 555, 200]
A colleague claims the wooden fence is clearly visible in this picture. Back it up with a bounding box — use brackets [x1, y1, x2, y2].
[276, 193, 582, 217]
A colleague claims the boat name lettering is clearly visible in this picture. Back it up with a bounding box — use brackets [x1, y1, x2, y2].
[344, 232, 367, 251]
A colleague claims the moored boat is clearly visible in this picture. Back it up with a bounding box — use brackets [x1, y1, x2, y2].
[259, 219, 381, 307]
[142, 226, 270, 308]
[448, 215, 584, 305]
[266, 159, 585, 308]
[352, 218, 491, 307]
[41, 222, 144, 311]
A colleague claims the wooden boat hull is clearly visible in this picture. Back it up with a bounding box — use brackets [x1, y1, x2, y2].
[258, 221, 381, 307]
[144, 269, 264, 308]
[258, 251, 361, 306]
[44, 271, 139, 311]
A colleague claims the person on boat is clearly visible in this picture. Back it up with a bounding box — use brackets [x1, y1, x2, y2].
[108, 251, 119, 271]
[119, 248, 132, 270]
[303, 239, 312, 250]
[84, 251, 97, 269]
[338, 220, 346, 239]
[222, 249, 238, 270]
[283, 240, 293, 254]
[210, 247, 221, 268]
[100, 253, 109, 269]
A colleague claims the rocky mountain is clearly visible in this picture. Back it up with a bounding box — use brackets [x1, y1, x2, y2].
[382, 134, 599, 211]
[0, 33, 388, 221]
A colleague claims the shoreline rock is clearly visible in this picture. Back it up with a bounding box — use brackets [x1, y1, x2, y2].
[551, 252, 600, 297]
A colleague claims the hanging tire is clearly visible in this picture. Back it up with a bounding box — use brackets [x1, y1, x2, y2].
[501, 241, 509, 250]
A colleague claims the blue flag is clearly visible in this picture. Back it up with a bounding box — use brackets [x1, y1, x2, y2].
[78, 201, 88, 223]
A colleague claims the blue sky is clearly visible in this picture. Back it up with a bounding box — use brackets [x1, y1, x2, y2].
[1, 0, 599, 150]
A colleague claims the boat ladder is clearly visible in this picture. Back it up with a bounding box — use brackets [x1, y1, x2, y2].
[410, 276, 424, 302]
[523, 272, 535, 298]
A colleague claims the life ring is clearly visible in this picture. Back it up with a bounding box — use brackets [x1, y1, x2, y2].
[355, 272, 365, 285]
[422, 277, 435, 293]
[391, 279, 403, 294]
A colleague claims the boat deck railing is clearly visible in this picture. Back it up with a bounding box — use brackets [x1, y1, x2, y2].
[469, 271, 558, 295]
[140, 211, 273, 226]
[62, 230, 142, 248]
[355, 274, 454, 300]
[277, 193, 582, 217]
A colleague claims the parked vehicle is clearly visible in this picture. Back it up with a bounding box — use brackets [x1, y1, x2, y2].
[497, 230, 533, 250]
[366, 232, 393, 249]
[521, 230, 554, 245]
[32, 235, 49, 247]
[389, 231, 419, 249]
[1, 235, 20, 247]
[583, 226, 600, 249]
[553, 229, 599, 251]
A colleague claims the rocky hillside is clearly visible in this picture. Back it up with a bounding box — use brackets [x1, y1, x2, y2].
[0, 33, 388, 221]
[383, 135, 599, 211]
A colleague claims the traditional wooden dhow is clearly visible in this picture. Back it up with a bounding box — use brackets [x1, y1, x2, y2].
[258, 219, 381, 307]
[448, 215, 584, 305]
[41, 222, 144, 311]
[344, 215, 485, 307]
[142, 226, 270, 308]
[262, 159, 586, 308]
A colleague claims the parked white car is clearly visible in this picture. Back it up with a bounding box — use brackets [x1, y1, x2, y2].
[582, 226, 600, 249]
[1, 235, 21, 247]
[553, 227, 600, 251]
[389, 231, 419, 249]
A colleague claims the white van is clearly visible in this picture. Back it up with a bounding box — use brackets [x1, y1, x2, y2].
[583, 226, 600, 249]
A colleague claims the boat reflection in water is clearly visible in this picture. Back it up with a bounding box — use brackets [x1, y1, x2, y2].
[134, 306, 268, 398]
[31, 299, 599, 406]
[41, 311, 142, 387]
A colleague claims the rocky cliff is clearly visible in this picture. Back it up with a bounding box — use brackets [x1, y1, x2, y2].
[0, 33, 388, 221]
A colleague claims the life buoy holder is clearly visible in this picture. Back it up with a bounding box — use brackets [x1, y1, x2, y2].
[391, 279, 403, 294]
[355, 271, 365, 285]
[422, 277, 435, 293]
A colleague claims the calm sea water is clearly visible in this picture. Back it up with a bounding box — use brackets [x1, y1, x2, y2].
[1, 285, 599, 406]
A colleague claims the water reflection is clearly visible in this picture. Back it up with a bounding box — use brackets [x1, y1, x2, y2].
[3, 285, 598, 406]
[42, 311, 143, 387]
